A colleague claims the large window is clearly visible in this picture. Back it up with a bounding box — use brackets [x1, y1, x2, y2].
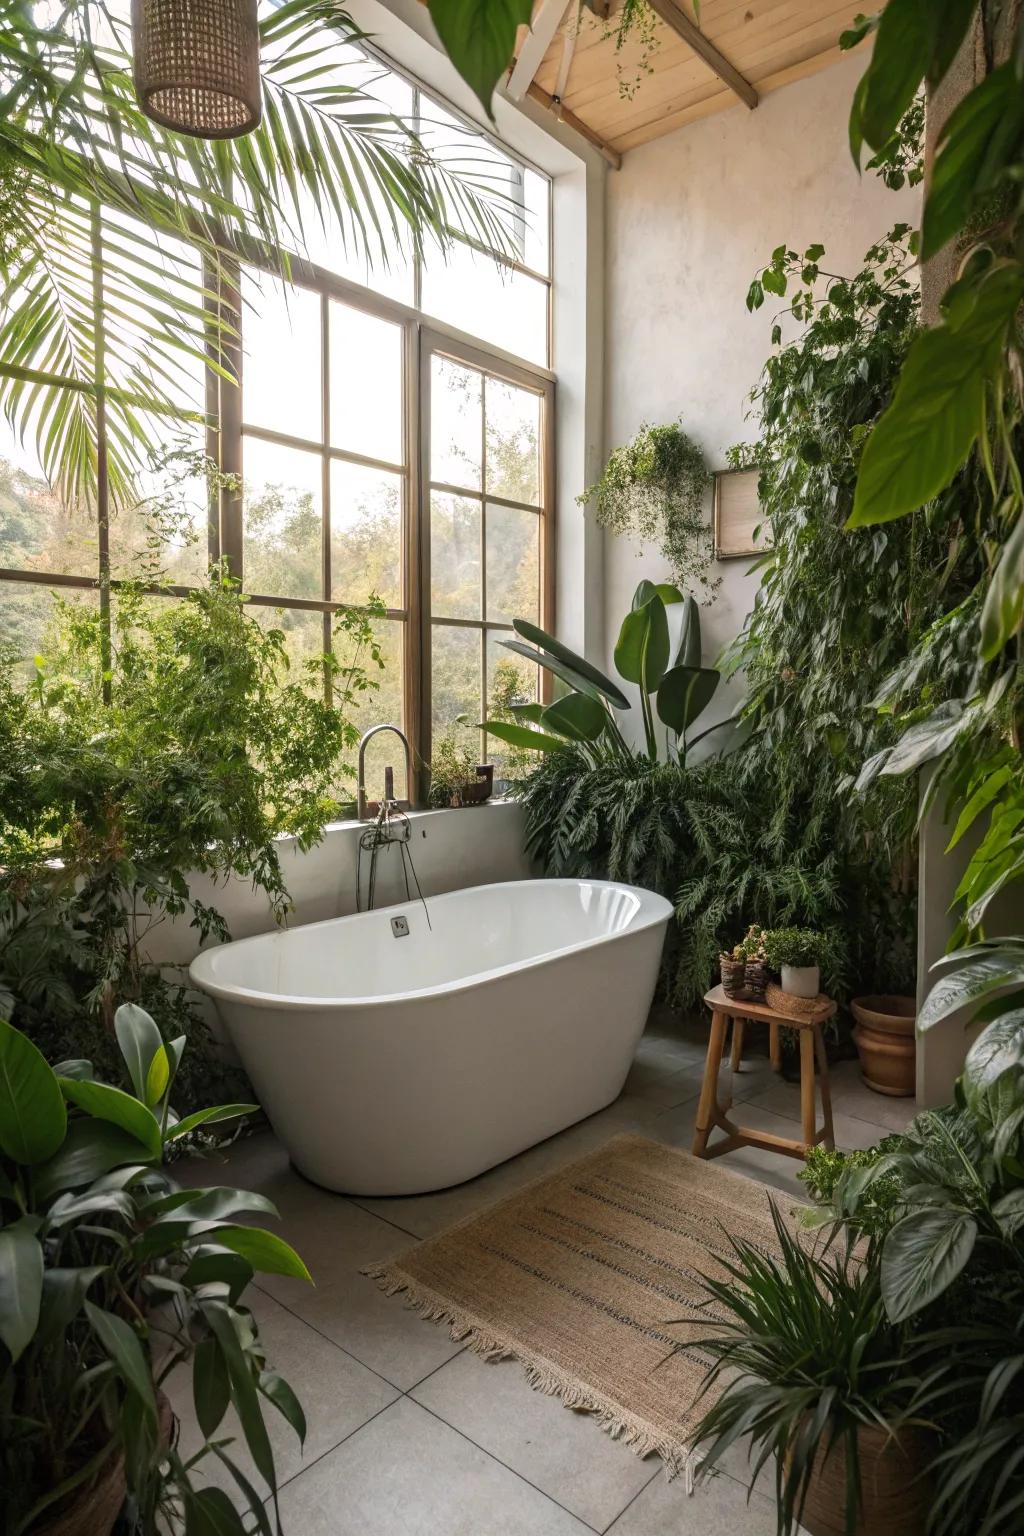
[0, 50, 554, 806]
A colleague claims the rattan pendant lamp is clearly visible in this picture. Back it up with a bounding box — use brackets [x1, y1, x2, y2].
[131, 0, 263, 140]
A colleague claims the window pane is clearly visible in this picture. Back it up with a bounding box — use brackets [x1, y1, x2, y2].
[336, 615, 406, 803]
[486, 505, 539, 625]
[486, 629, 539, 779]
[252, 602, 326, 678]
[418, 103, 527, 262]
[329, 302, 403, 467]
[422, 247, 548, 368]
[243, 437, 322, 599]
[524, 168, 550, 276]
[0, 427, 97, 578]
[0, 582, 99, 680]
[431, 356, 482, 491]
[485, 379, 540, 506]
[432, 623, 483, 760]
[431, 492, 480, 620]
[242, 273, 322, 443]
[109, 420, 210, 585]
[331, 461, 402, 610]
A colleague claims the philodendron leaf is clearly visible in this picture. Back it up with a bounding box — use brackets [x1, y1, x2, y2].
[614, 593, 670, 692]
[59, 1078, 163, 1159]
[849, 266, 1024, 527]
[919, 953, 1024, 1034]
[656, 665, 720, 735]
[881, 1207, 977, 1322]
[0, 1018, 67, 1165]
[427, 0, 534, 118]
[483, 719, 568, 754]
[856, 0, 929, 155]
[114, 1003, 166, 1104]
[511, 620, 630, 708]
[540, 692, 607, 742]
[962, 1011, 1024, 1124]
[0, 1218, 43, 1363]
[980, 507, 1024, 661]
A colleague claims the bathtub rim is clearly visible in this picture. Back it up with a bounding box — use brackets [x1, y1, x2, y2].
[188, 877, 673, 1013]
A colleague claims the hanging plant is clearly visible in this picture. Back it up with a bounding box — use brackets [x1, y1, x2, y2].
[579, 420, 719, 602]
[596, 0, 661, 101]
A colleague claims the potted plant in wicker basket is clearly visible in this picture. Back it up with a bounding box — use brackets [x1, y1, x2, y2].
[739, 924, 769, 1002]
[719, 943, 747, 998]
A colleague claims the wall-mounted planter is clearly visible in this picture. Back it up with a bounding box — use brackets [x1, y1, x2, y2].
[851, 995, 917, 1097]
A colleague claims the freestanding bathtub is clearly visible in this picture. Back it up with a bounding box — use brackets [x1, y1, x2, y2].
[189, 878, 672, 1196]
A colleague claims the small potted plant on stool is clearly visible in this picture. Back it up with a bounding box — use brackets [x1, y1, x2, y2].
[763, 927, 827, 999]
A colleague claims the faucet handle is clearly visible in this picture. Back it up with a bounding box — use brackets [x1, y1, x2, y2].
[384, 765, 395, 802]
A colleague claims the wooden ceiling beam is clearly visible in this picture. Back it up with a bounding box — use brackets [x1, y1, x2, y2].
[526, 82, 623, 169]
[507, 0, 573, 102]
[645, 0, 759, 110]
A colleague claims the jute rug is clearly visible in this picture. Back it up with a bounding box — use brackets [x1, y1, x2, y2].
[364, 1133, 800, 1479]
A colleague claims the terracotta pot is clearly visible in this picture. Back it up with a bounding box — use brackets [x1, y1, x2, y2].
[35, 1393, 174, 1536]
[790, 1423, 932, 1536]
[851, 995, 917, 1097]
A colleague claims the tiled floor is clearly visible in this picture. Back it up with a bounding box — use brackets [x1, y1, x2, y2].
[172, 1008, 916, 1534]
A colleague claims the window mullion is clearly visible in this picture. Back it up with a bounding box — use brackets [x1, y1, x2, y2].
[321, 292, 332, 702]
[90, 203, 112, 703]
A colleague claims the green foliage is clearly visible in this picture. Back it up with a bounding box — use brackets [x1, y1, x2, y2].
[0, 1004, 306, 1535]
[761, 926, 832, 971]
[515, 748, 913, 1009]
[579, 422, 719, 603]
[687, 1202, 923, 1536]
[429, 715, 480, 807]
[598, 0, 662, 101]
[0, 1, 517, 508]
[485, 581, 724, 767]
[425, 0, 533, 118]
[0, 577, 385, 1108]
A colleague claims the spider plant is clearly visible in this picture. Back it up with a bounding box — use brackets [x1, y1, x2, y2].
[686, 1202, 930, 1536]
[0, 0, 519, 508]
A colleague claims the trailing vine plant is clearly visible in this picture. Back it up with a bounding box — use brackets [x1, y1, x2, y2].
[579, 421, 719, 602]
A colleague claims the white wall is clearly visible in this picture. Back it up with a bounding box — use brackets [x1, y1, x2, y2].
[601, 53, 920, 738]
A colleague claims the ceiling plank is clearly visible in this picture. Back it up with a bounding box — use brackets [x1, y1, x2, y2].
[507, 0, 573, 101]
[643, 0, 759, 110]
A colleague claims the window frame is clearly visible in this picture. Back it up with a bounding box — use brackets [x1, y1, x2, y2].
[0, 73, 556, 813]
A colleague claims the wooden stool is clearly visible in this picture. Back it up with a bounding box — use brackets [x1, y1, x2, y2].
[692, 984, 836, 1161]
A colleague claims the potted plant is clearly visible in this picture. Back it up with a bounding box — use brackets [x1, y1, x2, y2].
[687, 1203, 933, 1536]
[763, 927, 828, 998]
[720, 942, 746, 998]
[0, 1005, 310, 1536]
[739, 924, 769, 1001]
[850, 995, 917, 1097]
[429, 717, 493, 808]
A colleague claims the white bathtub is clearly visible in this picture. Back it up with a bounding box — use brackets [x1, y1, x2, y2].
[188, 879, 672, 1196]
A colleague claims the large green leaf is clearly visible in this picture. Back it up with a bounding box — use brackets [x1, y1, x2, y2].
[923, 64, 1022, 260]
[85, 1301, 157, 1422]
[59, 1078, 163, 1159]
[857, 0, 929, 155]
[214, 1227, 313, 1282]
[194, 1335, 232, 1439]
[483, 718, 569, 754]
[849, 267, 1024, 527]
[202, 1301, 276, 1488]
[259, 1370, 307, 1446]
[962, 1011, 1024, 1123]
[511, 620, 630, 709]
[35, 1265, 107, 1347]
[980, 507, 1024, 662]
[614, 593, 670, 693]
[881, 1207, 977, 1322]
[0, 1218, 43, 1363]
[0, 1018, 67, 1166]
[540, 693, 608, 743]
[164, 1104, 258, 1143]
[426, 0, 533, 118]
[919, 953, 1024, 1034]
[33, 1118, 157, 1203]
[114, 1003, 165, 1105]
[656, 665, 720, 735]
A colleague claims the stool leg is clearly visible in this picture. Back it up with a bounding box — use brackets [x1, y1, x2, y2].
[693, 1010, 729, 1158]
[799, 1029, 816, 1148]
[813, 1027, 835, 1150]
[730, 1018, 745, 1073]
[769, 1022, 782, 1072]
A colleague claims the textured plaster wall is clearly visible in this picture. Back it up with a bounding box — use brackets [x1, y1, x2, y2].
[601, 52, 920, 740]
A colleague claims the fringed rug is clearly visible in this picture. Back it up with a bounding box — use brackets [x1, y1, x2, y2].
[364, 1133, 799, 1480]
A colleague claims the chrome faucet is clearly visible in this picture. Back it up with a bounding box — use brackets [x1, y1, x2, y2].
[356, 724, 413, 820]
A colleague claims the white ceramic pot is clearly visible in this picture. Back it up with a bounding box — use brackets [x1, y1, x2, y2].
[781, 963, 820, 999]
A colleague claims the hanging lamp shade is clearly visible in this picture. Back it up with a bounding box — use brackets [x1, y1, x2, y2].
[131, 0, 263, 141]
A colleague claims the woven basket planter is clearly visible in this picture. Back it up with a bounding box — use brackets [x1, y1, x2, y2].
[789, 1423, 932, 1536]
[743, 959, 768, 1003]
[719, 953, 746, 998]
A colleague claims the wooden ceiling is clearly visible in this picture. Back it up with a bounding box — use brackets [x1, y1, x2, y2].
[509, 0, 863, 164]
